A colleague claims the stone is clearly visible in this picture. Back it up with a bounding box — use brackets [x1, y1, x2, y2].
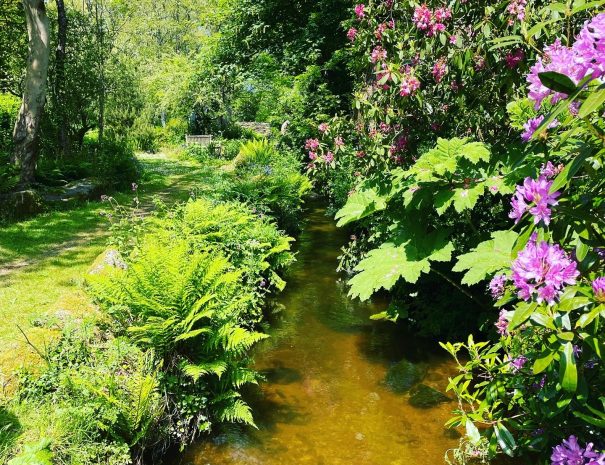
[384, 359, 427, 393]
[89, 248, 128, 275]
[0, 189, 43, 220]
[43, 178, 104, 203]
[408, 384, 450, 408]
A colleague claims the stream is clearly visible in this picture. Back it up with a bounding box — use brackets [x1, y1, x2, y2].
[177, 204, 460, 465]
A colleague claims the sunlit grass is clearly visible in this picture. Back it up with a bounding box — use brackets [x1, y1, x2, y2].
[0, 150, 209, 381]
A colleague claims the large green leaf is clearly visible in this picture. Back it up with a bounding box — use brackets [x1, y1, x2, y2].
[453, 230, 518, 285]
[335, 185, 390, 226]
[348, 230, 454, 301]
[453, 183, 486, 213]
[494, 423, 516, 457]
[560, 342, 578, 392]
[578, 86, 605, 118]
[538, 71, 577, 95]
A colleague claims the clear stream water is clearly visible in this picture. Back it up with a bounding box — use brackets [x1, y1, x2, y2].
[176, 204, 460, 465]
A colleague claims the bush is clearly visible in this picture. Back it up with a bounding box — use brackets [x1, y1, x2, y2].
[88, 235, 268, 446]
[227, 140, 312, 232]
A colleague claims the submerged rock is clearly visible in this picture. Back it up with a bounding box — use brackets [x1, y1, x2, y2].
[384, 359, 427, 393]
[408, 384, 450, 408]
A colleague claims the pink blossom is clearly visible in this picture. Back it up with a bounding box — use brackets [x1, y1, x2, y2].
[572, 13, 605, 79]
[375, 23, 387, 40]
[371, 46, 387, 63]
[334, 136, 345, 147]
[507, 0, 527, 22]
[413, 4, 432, 31]
[324, 151, 334, 163]
[449, 35, 458, 44]
[505, 48, 525, 69]
[305, 138, 320, 151]
[495, 310, 509, 335]
[308, 151, 317, 160]
[432, 58, 447, 82]
[511, 239, 579, 304]
[540, 161, 562, 179]
[509, 176, 561, 225]
[354, 4, 365, 19]
[399, 72, 421, 96]
[318, 123, 330, 133]
[347, 27, 358, 41]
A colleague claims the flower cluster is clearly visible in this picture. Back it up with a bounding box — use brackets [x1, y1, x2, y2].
[399, 69, 421, 96]
[510, 355, 528, 372]
[412, 4, 452, 37]
[540, 161, 563, 179]
[521, 116, 559, 141]
[505, 48, 525, 69]
[371, 46, 387, 63]
[527, 14, 605, 109]
[432, 58, 447, 82]
[509, 176, 560, 225]
[592, 277, 605, 303]
[495, 310, 509, 336]
[354, 4, 365, 19]
[305, 138, 320, 151]
[511, 238, 579, 304]
[347, 27, 357, 41]
[551, 436, 605, 465]
[506, 0, 527, 23]
[489, 274, 507, 299]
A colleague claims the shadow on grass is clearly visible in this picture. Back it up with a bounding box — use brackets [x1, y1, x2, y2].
[0, 407, 22, 460]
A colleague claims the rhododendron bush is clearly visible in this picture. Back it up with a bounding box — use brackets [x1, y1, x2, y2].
[304, 0, 605, 463]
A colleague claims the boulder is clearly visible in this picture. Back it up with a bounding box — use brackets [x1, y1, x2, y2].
[89, 248, 128, 275]
[43, 178, 104, 203]
[408, 383, 451, 408]
[384, 359, 427, 393]
[0, 189, 43, 220]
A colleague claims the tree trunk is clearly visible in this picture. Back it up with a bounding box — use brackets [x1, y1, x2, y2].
[12, 0, 50, 186]
[55, 0, 69, 156]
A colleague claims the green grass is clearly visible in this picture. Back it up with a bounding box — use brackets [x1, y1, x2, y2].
[0, 150, 210, 384]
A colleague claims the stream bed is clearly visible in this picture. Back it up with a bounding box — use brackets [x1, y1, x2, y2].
[177, 204, 460, 465]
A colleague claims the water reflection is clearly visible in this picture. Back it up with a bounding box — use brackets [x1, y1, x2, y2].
[176, 204, 459, 465]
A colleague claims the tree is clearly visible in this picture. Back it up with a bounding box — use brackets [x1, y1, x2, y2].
[12, 0, 50, 186]
[54, 0, 68, 155]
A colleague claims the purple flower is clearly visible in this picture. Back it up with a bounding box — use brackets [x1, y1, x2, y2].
[510, 355, 528, 372]
[508, 176, 560, 225]
[551, 435, 605, 465]
[512, 239, 579, 304]
[521, 116, 559, 142]
[507, 0, 527, 21]
[592, 277, 605, 302]
[489, 274, 508, 299]
[324, 151, 334, 163]
[495, 309, 509, 336]
[399, 72, 421, 96]
[572, 14, 605, 80]
[505, 48, 524, 68]
[432, 58, 447, 82]
[541, 161, 561, 179]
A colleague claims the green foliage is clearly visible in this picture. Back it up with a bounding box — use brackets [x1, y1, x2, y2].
[227, 140, 312, 232]
[7, 439, 53, 465]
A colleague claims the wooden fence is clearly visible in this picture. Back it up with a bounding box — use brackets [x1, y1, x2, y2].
[185, 135, 213, 145]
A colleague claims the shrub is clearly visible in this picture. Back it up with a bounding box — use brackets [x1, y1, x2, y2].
[228, 140, 312, 232]
[88, 236, 268, 445]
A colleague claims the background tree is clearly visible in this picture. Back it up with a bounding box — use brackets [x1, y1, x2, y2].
[12, 0, 50, 186]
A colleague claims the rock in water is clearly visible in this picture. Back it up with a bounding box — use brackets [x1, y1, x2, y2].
[384, 359, 427, 393]
[408, 384, 450, 408]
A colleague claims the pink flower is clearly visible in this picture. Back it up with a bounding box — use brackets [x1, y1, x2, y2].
[324, 151, 334, 163]
[371, 46, 387, 63]
[399, 72, 421, 96]
[375, 23, 387, 40]
[413, 4, 432, 31]
[540, 161, 562, 179]
[507, 0, 527, 22]
[593, 277, 605, 302]
[511, 239, 579, 304]
[432, 58, 447, 82]
[495, 310, 509, 335]
[505, 48, 525, 68]
[355, 4, 365, 19]
[308, 151, 317, 160]
[318, 123, 330, 133]
[347, 27, 358, 41]
[334, 136, 344, 147]
[449, 35, 457, 44]
[355, 150, 365, 158]
[305, 138, 320, 151]
[509, 176, 561, 225]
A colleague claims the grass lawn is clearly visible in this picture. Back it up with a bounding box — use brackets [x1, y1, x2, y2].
[0, 151, 210, 388]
